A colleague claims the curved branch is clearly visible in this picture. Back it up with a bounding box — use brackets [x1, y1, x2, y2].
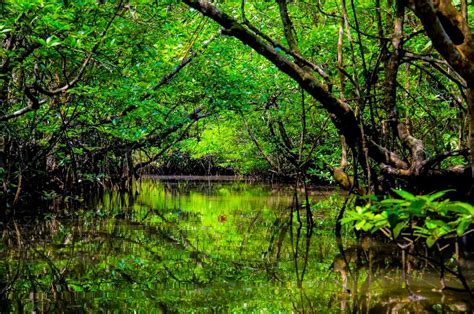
[241, 2, 331, 86]
[183, 0, 456, 184]
[420, 149, 469, 172]
[411, 0, 474, 85]
[0, 89, 47, 122]
[0, 105, 33, 122]
[183, 0, 361, 153]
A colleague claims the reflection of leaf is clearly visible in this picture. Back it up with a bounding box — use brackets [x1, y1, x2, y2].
[339, 217, 354, 224]
[70, 283, 83, 292]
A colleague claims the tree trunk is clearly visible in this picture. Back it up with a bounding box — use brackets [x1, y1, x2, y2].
[468, 88, 474, 191]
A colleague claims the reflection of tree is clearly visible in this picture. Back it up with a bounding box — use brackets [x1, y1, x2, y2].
[282, 185, 317, 312]
[263, 214, 288, 282]
[0, 202, 219, 312]
[331, 236, 474, 312]
[0, 220, 77, 312]
[2, 181, 471, 312]
[289, 205, 316, 312]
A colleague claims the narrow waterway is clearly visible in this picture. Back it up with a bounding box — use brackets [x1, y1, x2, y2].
[0, 178, 472, 312]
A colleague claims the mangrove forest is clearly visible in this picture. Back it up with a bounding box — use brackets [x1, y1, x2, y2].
[0, 0, 473, 312]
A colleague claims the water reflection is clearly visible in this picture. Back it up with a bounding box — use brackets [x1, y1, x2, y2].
[0, 178, 472, 312]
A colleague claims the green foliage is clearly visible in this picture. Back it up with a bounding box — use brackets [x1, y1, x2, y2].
[180, 120, 266, 174]
[2, 0, 469, 191]
[342, 190, 473, 247]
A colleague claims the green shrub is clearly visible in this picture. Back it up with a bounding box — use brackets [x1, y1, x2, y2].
[341, 190, 473, 247]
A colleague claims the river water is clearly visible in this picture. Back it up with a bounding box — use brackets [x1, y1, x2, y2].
[0, 178, 472, 312]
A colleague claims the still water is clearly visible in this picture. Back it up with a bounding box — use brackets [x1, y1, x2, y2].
[0, 178, 472, 312]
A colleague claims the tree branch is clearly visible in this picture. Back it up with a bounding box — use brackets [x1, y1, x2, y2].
[183, 0, 361, 153]
[276, 0, 300, 53]
[410, 0, 474, 86]
[420, 149, 469, 172]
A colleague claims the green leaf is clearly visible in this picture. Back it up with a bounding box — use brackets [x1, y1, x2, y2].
[362, 222, 373, 232]
[355, 220, 366, 230]
[387, 211, 399, 229]
[453, 202, 474, 216]
[393, 221, 408, 239]
[427, 190, 453, 202]
[379, 198, 404, 206]
[407, 199, 426, 216]
[456, 220, 472, 237]
[426, 219, 448, 229]
[392, 189, 416, 201]
[426, 236, 436, 248]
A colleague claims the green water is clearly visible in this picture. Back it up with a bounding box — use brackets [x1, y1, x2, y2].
[0, 178, 472, 312]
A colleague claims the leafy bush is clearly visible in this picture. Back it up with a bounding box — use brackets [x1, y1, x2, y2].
[341, 190, 473, 247]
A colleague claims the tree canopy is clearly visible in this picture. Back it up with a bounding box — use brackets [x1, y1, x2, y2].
[1, 0, 474, 205]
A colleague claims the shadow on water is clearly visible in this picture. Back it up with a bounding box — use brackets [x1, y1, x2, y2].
[0, 177, 472, 312]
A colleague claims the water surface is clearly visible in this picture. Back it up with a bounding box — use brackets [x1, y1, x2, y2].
[0, 178, 472, 312]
